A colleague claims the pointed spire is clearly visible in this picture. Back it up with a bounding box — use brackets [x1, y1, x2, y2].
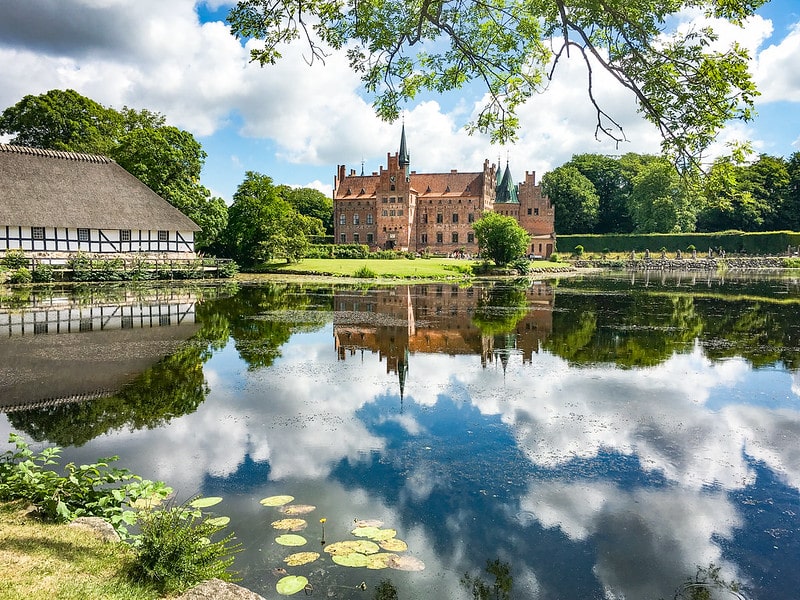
[399, 121, 410, 169]
[495, 161, 519, 204]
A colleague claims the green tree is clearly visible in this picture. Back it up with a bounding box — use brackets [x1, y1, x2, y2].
[569, 154, 632, 233]
[541, 165, 599, 234]
[228, 0, 762, 165]
[696, 157, 770, 232]
[740, 154, 789, 231]
[627, 158, 694, 232]
[472, 212, 530, 266]
[783, 152, 800, 231]
[226, 172, 324, 266]
[276, 185, 334, 235]
[0, 89, 122, 155]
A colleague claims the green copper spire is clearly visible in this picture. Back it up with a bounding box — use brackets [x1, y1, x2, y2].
[399, 123, 410, 168]
[495, 162, 519, 204]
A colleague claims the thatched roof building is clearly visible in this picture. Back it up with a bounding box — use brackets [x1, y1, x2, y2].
[0, 144, 200, 255]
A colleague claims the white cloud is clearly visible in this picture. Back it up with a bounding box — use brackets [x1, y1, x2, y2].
[755, 22, 800, 103]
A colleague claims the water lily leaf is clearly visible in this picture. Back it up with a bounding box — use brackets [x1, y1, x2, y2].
[276, 575, 308, 595]
[206, 516, 230, 527]
[324, 540, 380, 555]
[284, 551, 320, 566]
[332, 552, 369, 567]
[261, 495, 294, 507]
[354, 519, 383, 528]
[275, 534, 307, 547]
[279, 504, 316, 516]
[190, 496, 223, 508]
[379, 538, 407, 552]
[351, 526, 381, 538]
[370, 528, 397, 541]
[388, 555, 425, 571]
[365, 552, 399, 569]
[271, 518, 308, 531]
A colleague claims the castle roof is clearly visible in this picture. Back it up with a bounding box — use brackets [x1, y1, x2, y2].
[495, 163, 519, 204]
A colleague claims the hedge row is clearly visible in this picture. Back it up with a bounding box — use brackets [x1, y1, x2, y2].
[557, 231, 800, 255]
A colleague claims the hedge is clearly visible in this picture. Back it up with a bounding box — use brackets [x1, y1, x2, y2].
[557, 231, 800, 255]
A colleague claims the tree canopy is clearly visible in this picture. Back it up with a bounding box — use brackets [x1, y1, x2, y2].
[228, 0, 764, 165]
[472, 212, 530, 265]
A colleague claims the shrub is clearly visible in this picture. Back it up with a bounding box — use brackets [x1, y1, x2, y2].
[549, 253, 561, 263]
[8, 267, 32, 284]
[0, 433, 171, 537]
[218, 260, 239, 278]
[510, 257, 531, 274]
[32, 264, 55, 283]
[129, 498, 242, 594]
[573, 245, 584, 257]
[686, 244, 696, 252]
[354, 265, 377, 278]
[2, 248, 29, 269]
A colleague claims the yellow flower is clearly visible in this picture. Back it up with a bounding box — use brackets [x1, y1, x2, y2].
[320, 518, 327, 524]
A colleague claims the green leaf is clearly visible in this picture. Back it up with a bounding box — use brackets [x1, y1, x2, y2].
[276, 575, 309, 595]
[190, 496, 223, 508]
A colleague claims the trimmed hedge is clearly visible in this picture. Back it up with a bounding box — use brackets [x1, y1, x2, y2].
[557, 231, 800, 255]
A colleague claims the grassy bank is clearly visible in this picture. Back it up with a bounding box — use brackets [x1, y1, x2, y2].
[255, 257, 565, 279]
[0, 502, 159, 600]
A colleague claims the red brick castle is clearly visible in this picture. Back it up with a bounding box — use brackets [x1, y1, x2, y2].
[333, 125, 555, 257]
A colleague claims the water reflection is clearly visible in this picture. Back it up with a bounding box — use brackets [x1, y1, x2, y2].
[1, 275, 799, 599]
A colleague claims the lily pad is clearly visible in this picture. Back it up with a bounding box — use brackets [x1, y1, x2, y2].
[332, 552, 369, 567]
[351, 526, 382, 538]
[284, 551, 320, 566]
[324, 540, 380, 556]
[388, 555, 425, 571]
[365, 552, 399, 570]
[379, 538, 407, 552]
[271, 518, 308, 531]
[276, 575, 309, 595]
[261, 495, 295, 507]
[275, 534, 307, 547]
[206, 516, 230, 527]
[354, 519, 384, 528]
[279, 504, 317, 515]
[190, 496, 223, 509]
[370, 528, 397, 541]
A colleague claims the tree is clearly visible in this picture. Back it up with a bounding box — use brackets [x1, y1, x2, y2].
[228, 0, 763, 165]
[226, 172, 324, 265]
[784, 153, 800, 232]
[627, 158, 694, 232]
[276, 185, 334, 235]
[568, 154, 632, 233]
[472, 212, 530, 266]
[0, 89, 122, 155]
[541, 166, 599, 234]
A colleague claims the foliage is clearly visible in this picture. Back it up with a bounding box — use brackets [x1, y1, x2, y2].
[472, 212, 530, 266]
[277, 185, 334, 234]
[558, 231, 800, 255]
[128, 498, 242, 594]
[573, 245, 584, 257]
[354, 265, 377, 278]
[461, 559, 513, 600]
[472, 285, 529, 336]
[2, 248, 29, 269]
[625, 156, 694, 233]
[541, 165, 600, 233]
[227, 0, 762, 166]
[9, 267, 33, 284]
[32, 263, 55, 283]
[0, 434, 171, 537]
[549, 253, 561, 262]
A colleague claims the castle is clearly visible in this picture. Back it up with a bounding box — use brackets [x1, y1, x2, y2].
[333, 126, 555, 257]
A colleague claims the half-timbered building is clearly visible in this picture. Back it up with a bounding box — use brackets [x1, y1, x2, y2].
[0, 144, 200, 256]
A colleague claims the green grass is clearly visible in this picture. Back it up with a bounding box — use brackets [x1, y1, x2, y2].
[0, 502, 159, 600]
[255, 257, 563, 279]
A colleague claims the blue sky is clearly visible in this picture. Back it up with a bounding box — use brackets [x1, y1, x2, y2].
[0, 1, 798, 203]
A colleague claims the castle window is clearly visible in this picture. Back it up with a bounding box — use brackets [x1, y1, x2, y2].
[452, 232, 459, 243]
[436, 213, 443, 224]
[468, 213, 474, 223]
[339, 214, 346, 225]
[390, 210, 396, 216]
[382, 197, 388, 203]
[353, 214, 360, 225]
[398, 210, 403, 216]
[422, 213, 428, 224]
[436, 232, 443, 244]
[528, 208, 532, 215]
[391, 184, 395, 191]
[468, 232, 475, 243]
[367, 233, 374, 243]
[367, 214, 373, 225]
[382, 210, 388, 216]
[421, 233, 428, 244]
[390, 197, 396, 203]
[534, 207, 539, 216]
[353, 233, 360, 243]
[452, 213, 458, 223]
[340, 233, 346, 243]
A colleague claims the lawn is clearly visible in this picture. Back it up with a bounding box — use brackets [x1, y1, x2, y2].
[256, 257, 563, 279]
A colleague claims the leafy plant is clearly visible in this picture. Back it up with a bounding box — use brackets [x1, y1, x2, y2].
[128, 496, 242, 594]
[549, 252, 561, 263]
[8, 267, 32, 284]
[0, 433, 171, 537]
[1, 248, 29, 269]
[354, 265, 377, 278]
[573, 244, 584, 256]
[31, 263, 55, 282]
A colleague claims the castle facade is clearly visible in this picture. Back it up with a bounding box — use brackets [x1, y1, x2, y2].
[333, 126, 555, 257]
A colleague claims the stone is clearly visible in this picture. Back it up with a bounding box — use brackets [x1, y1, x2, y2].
[69, 516, 120, 543]
[176, 579, 267, 600]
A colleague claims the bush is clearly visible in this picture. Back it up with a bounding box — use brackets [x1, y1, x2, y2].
[686, 244, 696, 252]
[573, 245, 584, 257]
[549, 253, 561, 263]
[129, 498, 242, 594]
[32, 264, 55, 283]
[510, 257, 531, 274]
[354, 265, 377, 278]
[2, 248, 29, 269]
[218, 260, 239, 278]
[0, 434, 171, 537]
[8, 267, 32, 284]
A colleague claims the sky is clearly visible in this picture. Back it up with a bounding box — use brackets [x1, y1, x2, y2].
[0, 0, 798, 204]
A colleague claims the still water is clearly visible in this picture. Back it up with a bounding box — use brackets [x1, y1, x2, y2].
[2, 273, 800, 599]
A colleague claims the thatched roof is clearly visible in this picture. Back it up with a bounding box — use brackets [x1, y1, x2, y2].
[0, 144, 200, 231]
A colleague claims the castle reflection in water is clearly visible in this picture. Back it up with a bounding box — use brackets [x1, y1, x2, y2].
[332, 282, 554, 395]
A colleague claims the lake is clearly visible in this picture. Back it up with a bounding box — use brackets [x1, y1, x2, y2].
[2, 272, 799, 599]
